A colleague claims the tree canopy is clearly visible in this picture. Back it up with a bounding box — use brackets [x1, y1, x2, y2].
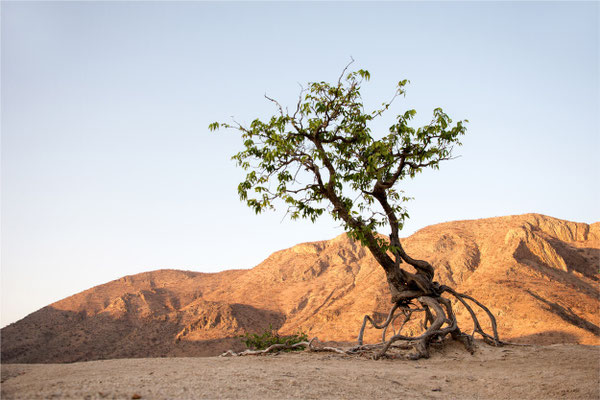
[210, 63, 466, 299]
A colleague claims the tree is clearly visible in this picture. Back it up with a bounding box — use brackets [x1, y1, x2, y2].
[210, 61, 501, 359]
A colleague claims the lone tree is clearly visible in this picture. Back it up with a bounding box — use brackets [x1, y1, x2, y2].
[210, 62, 501, 359]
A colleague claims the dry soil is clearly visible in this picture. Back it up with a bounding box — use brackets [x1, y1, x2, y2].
[2, 342, 598, 399]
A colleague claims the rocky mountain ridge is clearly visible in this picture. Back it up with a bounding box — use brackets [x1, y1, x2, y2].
[2, 213, 598, 363]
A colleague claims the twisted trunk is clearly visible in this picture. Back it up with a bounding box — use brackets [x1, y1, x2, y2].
[305, 132, 501, 359]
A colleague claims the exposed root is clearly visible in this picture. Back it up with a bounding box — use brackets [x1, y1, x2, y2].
[220, 337, 348, 357]
[357, 303, 400, 346]
[441, 286, 502, 346]
[374, 296, 447, 359]
[382, 307, 421, 342]
[221, 288, 506, 360]
[361, 288, 503, 359]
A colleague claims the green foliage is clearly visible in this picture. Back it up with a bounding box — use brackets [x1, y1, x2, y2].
[240, 325, 309, 351]
[211, 61, 467, 254]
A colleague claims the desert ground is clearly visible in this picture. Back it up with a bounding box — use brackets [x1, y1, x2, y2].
[2, 342, 598, 400]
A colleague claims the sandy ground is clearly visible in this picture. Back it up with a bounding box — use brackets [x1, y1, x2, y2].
[1, 342, 598, 400]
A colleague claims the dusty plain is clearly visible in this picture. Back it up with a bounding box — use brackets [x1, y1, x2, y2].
[2, 342, 599, 400]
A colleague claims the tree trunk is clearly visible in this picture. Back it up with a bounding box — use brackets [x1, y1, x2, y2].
[359, 237, 502, 359]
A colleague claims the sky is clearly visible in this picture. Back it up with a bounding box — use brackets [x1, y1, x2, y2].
[1, 1, 598, 327]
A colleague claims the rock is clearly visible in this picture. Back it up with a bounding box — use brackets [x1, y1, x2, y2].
[1, 213, 598, 363]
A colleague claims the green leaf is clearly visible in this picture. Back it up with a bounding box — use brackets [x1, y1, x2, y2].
[211, 63, 467, 273]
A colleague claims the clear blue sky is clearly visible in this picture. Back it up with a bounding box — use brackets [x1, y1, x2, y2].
[2, 1, 598, 327]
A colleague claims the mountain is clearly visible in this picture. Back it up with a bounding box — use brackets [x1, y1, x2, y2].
[2, 213, 599, 363]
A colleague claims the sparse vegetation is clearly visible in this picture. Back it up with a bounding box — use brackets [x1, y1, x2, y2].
[240, 325, 308, 351]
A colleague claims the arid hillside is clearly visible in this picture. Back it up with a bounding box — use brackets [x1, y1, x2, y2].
[2, 213, 599, 363]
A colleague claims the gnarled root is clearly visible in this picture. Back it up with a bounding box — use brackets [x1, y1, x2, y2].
[441, 286, 500, 346]
[221, 288, 502, 360]
[357, 302, 401, 346]
[373, 296, 450, 359]
[357, 288, 502, 360]
[220, 337, 348, 357]
[364, 286, 506, 359]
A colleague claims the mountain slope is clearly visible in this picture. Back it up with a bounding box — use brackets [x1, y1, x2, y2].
[2, 213, 598, 363]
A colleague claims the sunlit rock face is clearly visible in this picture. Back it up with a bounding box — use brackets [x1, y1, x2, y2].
[2, 213, 598, 363]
